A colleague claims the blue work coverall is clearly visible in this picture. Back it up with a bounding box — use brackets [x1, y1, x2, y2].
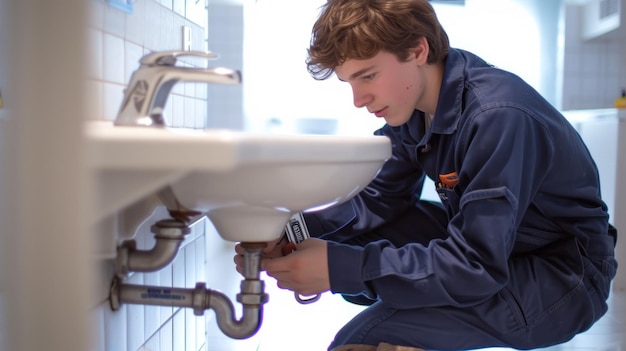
[296, 49, 618, 350]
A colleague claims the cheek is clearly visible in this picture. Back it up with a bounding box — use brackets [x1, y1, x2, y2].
[399, 81, 417, 105]
[383, 76, 413, 101]
[402, 75, 425, 105]
[397, 71, 417, 93]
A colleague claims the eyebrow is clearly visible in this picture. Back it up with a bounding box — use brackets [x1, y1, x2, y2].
[337, 65, 376, 82]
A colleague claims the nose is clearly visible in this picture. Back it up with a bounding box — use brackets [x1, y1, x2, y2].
[352, 85, 372, 109]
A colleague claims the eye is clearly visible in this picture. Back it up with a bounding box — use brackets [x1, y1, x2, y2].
[362, 73, 377, 81]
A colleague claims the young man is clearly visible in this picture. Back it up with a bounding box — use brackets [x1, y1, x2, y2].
[234, 0, 617, 350]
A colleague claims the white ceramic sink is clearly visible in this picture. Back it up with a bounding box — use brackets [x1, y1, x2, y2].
[86, 121, 391, 242]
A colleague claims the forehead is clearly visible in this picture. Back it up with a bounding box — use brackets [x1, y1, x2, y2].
[335, 51, 399, 81]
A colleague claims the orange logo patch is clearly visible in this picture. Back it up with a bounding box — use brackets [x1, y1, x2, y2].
[438, 172, 459, 188]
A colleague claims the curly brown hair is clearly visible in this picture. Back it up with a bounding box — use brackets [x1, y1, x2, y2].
[307, 0, 450, 80]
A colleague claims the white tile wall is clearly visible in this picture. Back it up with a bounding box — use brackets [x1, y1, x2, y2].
[161, 0, 173, 11]
[173, 0, 185, 18]
[87, 0, 209, 128]
[92, 206, 213, 351]
[560, 2, 626, 110]
[86, 0, 216, 350]
[104, 33, 126, 84]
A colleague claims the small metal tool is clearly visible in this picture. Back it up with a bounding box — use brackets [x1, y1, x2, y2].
[283, 213, 321, 304]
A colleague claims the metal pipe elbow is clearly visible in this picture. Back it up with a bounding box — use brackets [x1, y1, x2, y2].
[208, 289, 264, 339]
[126, 237, 183, 272]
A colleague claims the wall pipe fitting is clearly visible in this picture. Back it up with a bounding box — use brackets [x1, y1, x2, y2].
[115, 218, 199, 277]
[109, 242, 269, 339]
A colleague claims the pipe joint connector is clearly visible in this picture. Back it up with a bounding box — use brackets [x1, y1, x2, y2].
[192, 282, 210, 316]
[110, 226, 270, 339]
[237, 280, 269, 305]
[150, 219, 191, 239]
[115, 218, 191, 277]
[110, 279, 269, 339]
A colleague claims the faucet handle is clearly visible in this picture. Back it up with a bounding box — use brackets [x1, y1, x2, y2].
[140, 50, 220, 66]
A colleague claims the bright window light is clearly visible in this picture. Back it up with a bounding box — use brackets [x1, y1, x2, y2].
[243, 0, 543, 135]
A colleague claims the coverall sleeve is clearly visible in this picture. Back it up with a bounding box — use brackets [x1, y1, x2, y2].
[326, 107, 555, 309]
[302, 126, 426, 243]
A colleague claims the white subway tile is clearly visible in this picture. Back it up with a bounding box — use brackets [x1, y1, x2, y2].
[171, 94, 185, 127]
[161, 0, 173, 10]
[126, 0, 146, 45]
[185, 244, 196, 288]
[173, 0, 185, 17]
[103, 82, 125, 121]
[184, 81, 196, 99]
[104, 33, 126, 84]
[164, 94, 174, 126]
[144, 0, 162, 51]
[563, 55, 581, 75]
[184, 96, 196, 128]
[195, 99, 207, 129]
[104, 1, 127, 38]
[172, 249, 186, 288]
[160, 8, 177, 50]
[160, 318, 174, 351]
[606, 44, 622, 76]
[195, 235, 206, 281]
[143, 329, 160, 351]
[185, 308, 197, 351]
[195, 82, 207, 99]
[91, 304, 106, 351]
[173, 310, 186, 351]
[172, 73, 185, 95]
[124, 40, 144, 84]
[104, 303, 128, 351]
[185, 0, 202, 26]
[195, 313, 207, 350]
[126, 273, 146, 351]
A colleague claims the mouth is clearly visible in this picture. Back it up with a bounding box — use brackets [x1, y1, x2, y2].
[372, 107, 388, 118]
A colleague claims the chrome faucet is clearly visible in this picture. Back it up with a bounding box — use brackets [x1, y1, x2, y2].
[114, 50, 242, 127]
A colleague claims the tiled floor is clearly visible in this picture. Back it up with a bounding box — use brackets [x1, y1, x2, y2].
[205, 241, 625, 351]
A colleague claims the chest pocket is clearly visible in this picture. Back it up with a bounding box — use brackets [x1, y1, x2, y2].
[436, 187, 460, 219]
[435, 171, 461, 218]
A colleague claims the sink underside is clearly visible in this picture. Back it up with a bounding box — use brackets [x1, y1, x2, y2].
[172, 160, 385, 242]
[86, 121, 391, 242]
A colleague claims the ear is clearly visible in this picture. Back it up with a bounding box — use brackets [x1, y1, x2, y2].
[410, 37, 429, 65]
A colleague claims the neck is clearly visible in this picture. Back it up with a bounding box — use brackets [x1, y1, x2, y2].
[420, 62, 444, 116]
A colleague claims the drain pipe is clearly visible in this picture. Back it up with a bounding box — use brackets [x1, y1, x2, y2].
[109, 242, 269, 339]
[115, 217, 202, 277]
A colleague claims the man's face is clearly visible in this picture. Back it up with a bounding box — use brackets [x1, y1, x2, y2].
[335, 50, 425, 127]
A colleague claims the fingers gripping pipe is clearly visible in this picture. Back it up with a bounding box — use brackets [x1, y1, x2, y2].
[110, 242, 269, 339]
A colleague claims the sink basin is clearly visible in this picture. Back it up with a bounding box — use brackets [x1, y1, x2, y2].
[86, 121, 391, 242]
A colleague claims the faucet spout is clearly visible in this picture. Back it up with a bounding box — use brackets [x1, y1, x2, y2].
[114, 51, 242, 127]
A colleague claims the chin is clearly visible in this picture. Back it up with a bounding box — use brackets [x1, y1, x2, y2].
[384, 118, 404, 127]
[383, 113, 412, 127]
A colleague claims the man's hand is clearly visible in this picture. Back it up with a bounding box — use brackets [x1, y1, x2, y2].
[263, 238, 330, 297]
[233, 234, 287, 275]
